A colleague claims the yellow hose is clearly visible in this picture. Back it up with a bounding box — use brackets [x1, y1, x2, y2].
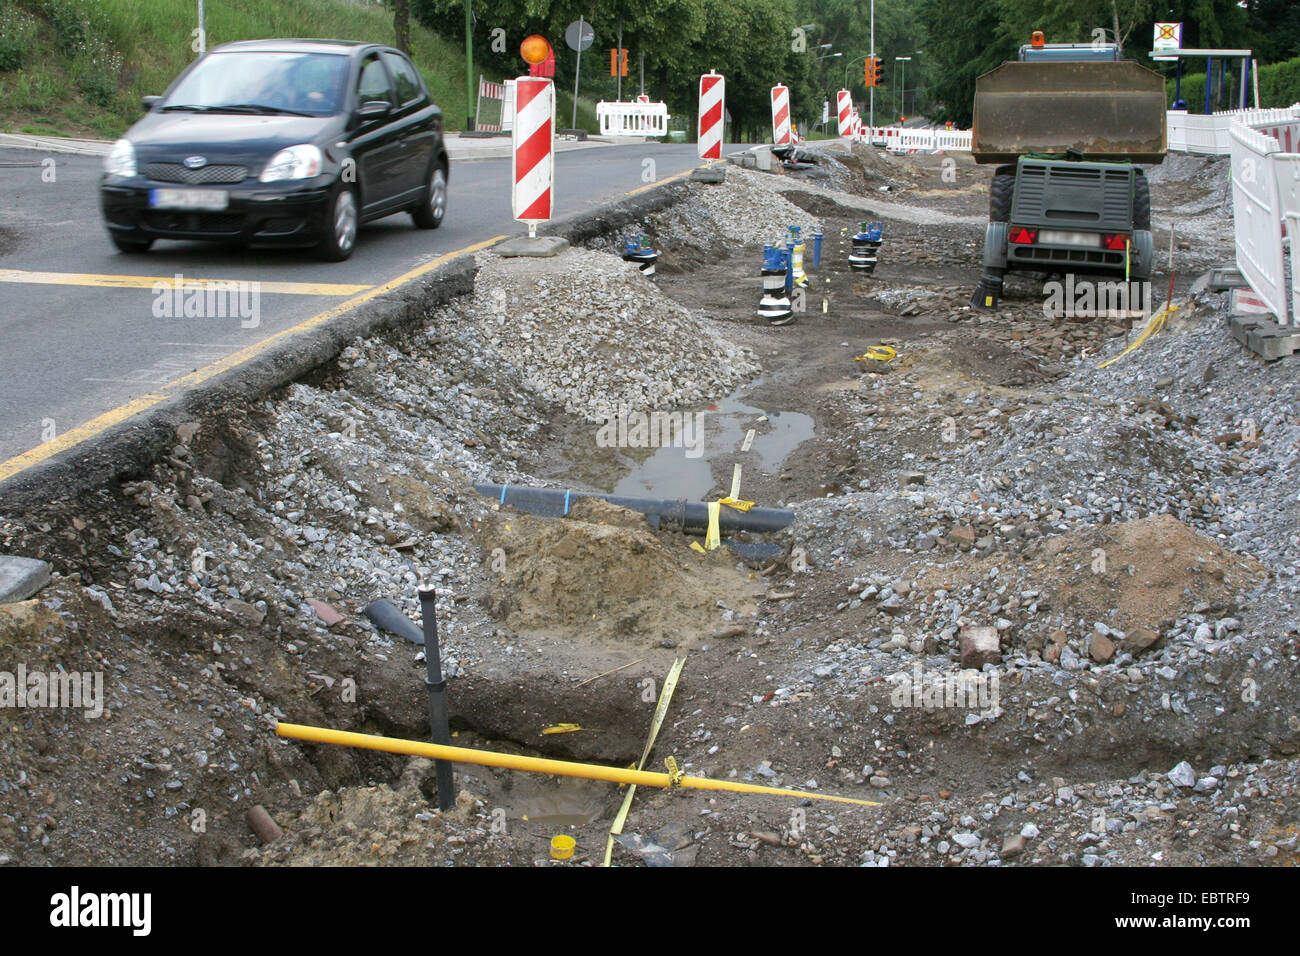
[275, 722, 880, 808]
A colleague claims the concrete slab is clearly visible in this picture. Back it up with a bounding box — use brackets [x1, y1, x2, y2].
[689, 166, 726, 183]
[1207, 267, 1248, 291]
[494, 236, 571, 258]
[0, 555, 51, 603]
[1229, 314, 1300, 359]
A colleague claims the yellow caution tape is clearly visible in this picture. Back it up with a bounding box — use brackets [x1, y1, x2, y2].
[718, 496, 755, 512]
[1098, 302, 1177, 370]
[603, 655, 688, 866]
[855, 345, 896, 362]
[542, 723, 583, 735]
[689, 541, 707, 554]
[704, 501, 721, 550]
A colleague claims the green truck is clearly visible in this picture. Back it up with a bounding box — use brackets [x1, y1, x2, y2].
[968, 34, 1168, 309]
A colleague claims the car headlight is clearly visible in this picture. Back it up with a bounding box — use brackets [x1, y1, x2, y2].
[259, 144, 323, 183]
[103, 139, 136, 177]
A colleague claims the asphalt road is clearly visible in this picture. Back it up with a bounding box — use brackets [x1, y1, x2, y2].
[0, 142, 737, 473]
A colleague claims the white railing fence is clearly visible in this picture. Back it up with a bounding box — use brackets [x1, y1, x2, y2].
[595, 101, 670, 137]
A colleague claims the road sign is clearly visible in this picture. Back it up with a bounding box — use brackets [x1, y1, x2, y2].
[565, 19, 594, 52]
[1154, 22, 1181, 61]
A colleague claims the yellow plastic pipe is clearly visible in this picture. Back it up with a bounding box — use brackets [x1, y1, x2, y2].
[275, 722, 880, 808]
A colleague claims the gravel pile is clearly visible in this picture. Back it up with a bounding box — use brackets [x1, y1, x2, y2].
[649, 167, 822, 246]
[462, 249, 760, 419]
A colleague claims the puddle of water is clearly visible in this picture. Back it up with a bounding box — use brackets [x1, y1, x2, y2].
[603, 389, 815, 500]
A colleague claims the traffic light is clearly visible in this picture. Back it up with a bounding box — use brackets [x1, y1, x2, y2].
[865, 56, 884, 88]
[610, 47, 628, 76]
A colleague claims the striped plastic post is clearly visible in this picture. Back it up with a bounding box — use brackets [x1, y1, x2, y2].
[698, 71, 725, 159]
[511, 77, 554, 236]
[836, 89, 852, 137]
[771, 84, 791, 145]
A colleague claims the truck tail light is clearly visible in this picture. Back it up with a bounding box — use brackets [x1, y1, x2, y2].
[1102, 233, 1129, 250]
[1009, 227, 1037, 244]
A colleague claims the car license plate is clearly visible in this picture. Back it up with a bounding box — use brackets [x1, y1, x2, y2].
[148, 188, 229, 210]
[1038, 230, 1101, 248]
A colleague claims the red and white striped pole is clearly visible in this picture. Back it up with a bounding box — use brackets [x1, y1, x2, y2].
[698, 71, 725, 159]
[512, 76, 554, 237]
[836, 89, 852, 137]
[771, 84, 791, 146]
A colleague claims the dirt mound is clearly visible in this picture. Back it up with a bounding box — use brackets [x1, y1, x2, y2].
[923, 514, 1267, 635]
[478, 510, 760, 645]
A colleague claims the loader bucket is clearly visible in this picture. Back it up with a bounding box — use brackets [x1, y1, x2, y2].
[971, 60, 1167, 164]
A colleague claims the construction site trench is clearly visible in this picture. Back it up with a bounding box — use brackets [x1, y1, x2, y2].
[2, 142, 1299, 868]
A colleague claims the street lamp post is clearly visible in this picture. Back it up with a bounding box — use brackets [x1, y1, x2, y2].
[895, 56, 911, 119]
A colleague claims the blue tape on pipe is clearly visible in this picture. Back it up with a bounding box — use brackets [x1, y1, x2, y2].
[564, 490, 571, 516]
[500, 484, 508, 505]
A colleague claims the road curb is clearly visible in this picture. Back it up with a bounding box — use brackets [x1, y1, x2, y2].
[0, 173, 698, 514]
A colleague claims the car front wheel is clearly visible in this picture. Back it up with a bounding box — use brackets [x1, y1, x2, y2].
[412, 161, 447, 229]
[317, 185, 359, 261]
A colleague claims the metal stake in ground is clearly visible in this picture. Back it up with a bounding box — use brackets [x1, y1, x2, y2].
[419, 586, 457, 810]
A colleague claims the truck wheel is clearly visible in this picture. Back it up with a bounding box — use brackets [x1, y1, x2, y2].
[990, 167, 1016, 222]
[1130, 230, 1154, 282]
[1133, 171, 1151, 231]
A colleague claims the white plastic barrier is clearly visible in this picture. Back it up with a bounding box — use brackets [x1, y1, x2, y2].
[1228, 121, 1289, 322]
[1275, 154, 1300, 325]
[1168, 106, 1300, 156]
[595, 100, 670, 137]
[935, 129, 973, 151]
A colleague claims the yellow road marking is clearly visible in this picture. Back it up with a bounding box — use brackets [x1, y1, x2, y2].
[0, 394, 167, 484]
[0, 269, 369, 296]
[0, 235, 507, 484]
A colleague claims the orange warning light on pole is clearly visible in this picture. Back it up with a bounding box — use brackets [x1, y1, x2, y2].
[521, 35, 551, 65]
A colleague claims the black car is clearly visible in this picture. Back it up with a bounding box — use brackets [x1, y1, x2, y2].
[100, 39, 448, 261]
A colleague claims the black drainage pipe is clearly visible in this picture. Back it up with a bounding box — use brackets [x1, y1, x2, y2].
[473, 482, 794, 533]
[419, 586, 457, 812]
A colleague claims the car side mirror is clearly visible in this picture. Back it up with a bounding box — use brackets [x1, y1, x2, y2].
[358, 100, 391, 119]
[142, 95, 161, 112]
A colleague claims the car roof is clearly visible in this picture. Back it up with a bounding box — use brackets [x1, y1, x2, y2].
[209, 39, 392, 57]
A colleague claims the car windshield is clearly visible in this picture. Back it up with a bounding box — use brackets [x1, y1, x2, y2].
[164, 51, 349, 116]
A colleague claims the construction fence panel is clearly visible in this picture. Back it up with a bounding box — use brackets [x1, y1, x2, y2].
[1228, 120, 1289, 322]
[1275, 153, 1300, 326]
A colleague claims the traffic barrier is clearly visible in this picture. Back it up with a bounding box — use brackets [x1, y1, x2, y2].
[1168, 106, 1300, 156]
[936, 129, 973, 151]
[836, 89, 853, 136]
[698, 72, 725, 159]
[512, 77, 554, 233]
[1229, 121, 1289, 321]
[474, 76, 509, 132]
[1278, 155, 1300, 325]
[771, 84, 792, 145]
[595, 100, 670, 137]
